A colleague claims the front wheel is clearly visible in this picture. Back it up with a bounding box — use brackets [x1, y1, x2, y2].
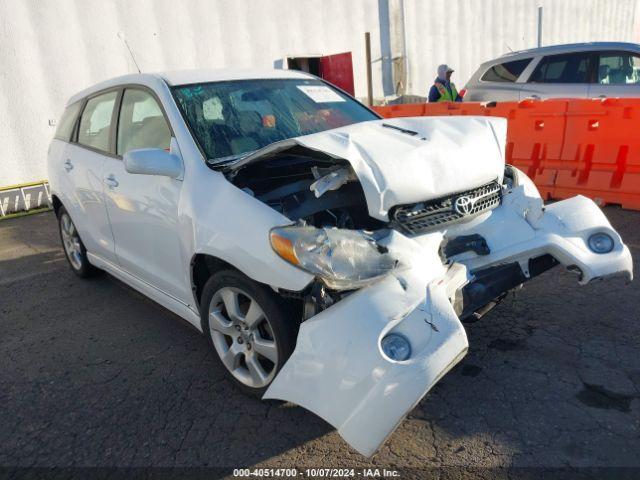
[57, 206, 101, 278]
[201, 270, 298, 397]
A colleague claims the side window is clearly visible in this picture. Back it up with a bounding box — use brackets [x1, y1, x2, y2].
[117, 89, 171, 156]
[529, 53, 592, 84]
[54, 101, 82, 141]
[597, 52, 640, 85]
[481, 58, 532, 82]
[78, 91, 118, 152]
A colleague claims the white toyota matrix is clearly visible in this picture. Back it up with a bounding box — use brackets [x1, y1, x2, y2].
[48, 69, 633, 456]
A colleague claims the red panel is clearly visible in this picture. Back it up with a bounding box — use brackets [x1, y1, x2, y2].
[319, 52, 355, 96]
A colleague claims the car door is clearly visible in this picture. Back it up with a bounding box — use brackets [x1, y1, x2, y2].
[588, 50, 640, 98]
[102, 87, 190, 304]
[519, 52, 592, 99]
[65, 90, 119, 263]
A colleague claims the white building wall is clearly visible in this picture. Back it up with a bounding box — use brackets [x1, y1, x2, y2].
[404, 0, 640, 96]
[0, 0, 383, 188]
[0, 0, 638, 187]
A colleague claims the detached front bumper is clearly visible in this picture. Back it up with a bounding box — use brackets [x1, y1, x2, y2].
[265, 182, 633, 457]
[265, 233, 471, 456]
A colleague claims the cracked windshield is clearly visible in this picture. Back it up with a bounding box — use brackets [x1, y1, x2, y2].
[172, 79, 377, 165]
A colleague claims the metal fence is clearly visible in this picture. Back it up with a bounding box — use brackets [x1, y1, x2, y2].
[0, 180, 52, 219]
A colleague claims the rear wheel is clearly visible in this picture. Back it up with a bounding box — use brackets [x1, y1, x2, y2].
[57, 206, 101, 278]
[201, 270, 297, 397]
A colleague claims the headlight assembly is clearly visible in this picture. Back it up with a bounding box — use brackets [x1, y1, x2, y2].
[270, 226, 398, 290]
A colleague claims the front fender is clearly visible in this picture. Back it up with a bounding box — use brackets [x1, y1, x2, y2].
[190, 170, 314, 292]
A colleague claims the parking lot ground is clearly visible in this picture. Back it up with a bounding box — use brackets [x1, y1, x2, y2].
[1, 209, 639, 477]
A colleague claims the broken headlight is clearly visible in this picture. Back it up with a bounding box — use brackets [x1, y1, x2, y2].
[270, 226, 398, 290]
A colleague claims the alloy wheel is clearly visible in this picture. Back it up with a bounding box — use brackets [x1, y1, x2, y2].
[60, 212, 83, 270]
[208, 287, 279, 388]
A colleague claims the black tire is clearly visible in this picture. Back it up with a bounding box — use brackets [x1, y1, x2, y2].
[200, 269, 298, 398]
[56, 206, 101, 278]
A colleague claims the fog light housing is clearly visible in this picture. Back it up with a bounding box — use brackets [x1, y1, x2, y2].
[381, 334, 411, 361]
[588, 232, 614, 254]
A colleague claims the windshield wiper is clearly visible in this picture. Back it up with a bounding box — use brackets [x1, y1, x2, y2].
[381, 123, 419, 136]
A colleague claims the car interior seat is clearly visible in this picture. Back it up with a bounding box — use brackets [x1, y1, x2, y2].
[598, 65, 610, 84]
[127, 116, 171, 151]
[608, 68, 626, 84]
[230, 111, 262, 155]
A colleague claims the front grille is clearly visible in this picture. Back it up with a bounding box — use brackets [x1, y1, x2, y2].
[391, 181, 502, 235]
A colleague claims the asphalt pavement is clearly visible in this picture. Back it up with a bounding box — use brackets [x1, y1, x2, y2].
[0, 209, 639, 478]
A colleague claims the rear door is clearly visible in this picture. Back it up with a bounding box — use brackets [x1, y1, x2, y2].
[48, 101, 83, 218]
[102, 87, 189, 304]
[519, 51, 592, 99]
[588, 50, 640, 98]
[65, 90, 119, 263]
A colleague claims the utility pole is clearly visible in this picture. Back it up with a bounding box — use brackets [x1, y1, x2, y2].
[537, 6, 543, 47]
[365, 32, 373, 106]
[389, 0, 408, 96]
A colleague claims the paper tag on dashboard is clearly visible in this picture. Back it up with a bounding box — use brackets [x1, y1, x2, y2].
[297, 85, 345, 103]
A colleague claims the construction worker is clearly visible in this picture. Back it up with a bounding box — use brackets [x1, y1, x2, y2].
[428, 64, 462, 102]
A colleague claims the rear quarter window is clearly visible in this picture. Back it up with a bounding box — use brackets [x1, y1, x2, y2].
[54, 102, 82, 141]
[481, 58, 532, 82]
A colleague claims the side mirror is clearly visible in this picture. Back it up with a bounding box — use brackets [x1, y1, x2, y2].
[123, 148, 183, 179]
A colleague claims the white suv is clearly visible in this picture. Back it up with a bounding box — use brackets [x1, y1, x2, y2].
[48, 69, 633, 456]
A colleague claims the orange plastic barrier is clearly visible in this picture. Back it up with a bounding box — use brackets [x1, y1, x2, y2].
[375, 102, 485, 118]
[485, 99, 568, 200]
[553, 98, 640, 209]
[373, 99, 640, 210]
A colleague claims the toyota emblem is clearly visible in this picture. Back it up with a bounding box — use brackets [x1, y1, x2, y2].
[454, 195, 474, 215]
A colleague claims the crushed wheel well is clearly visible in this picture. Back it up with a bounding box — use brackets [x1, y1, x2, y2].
[190, 254, 304, 321]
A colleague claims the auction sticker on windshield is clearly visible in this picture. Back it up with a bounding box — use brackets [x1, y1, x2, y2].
[297, 85, 346, 103]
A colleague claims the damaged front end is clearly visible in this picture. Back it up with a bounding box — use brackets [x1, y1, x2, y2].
[223, 116, 633, 456]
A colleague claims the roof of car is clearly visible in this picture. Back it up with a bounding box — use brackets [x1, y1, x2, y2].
[159, 68, 314, 85]
[67, 68, 315, 104]
[498, 41, 640, 60]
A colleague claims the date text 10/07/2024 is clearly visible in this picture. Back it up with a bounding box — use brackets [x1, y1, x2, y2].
[233, 468, 401, 478]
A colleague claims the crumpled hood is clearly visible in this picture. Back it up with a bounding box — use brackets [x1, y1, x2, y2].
[231, 116, 507, 221]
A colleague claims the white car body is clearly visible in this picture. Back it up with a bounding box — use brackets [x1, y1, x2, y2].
[48, 70, 633, 456]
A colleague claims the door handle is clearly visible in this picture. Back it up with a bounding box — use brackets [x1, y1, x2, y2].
[104, 174, 119, 188]
[64, 159, 73, 172]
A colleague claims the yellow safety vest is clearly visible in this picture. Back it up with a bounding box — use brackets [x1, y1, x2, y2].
[434, 81, 458, 102]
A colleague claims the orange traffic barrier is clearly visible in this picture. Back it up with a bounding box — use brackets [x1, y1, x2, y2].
[375, 103, 430, 118]
[372, 99, 640, 210]
[375, 102, 485, 118]
[553, 98, 640, 209]
[483, 99, 568, 200]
